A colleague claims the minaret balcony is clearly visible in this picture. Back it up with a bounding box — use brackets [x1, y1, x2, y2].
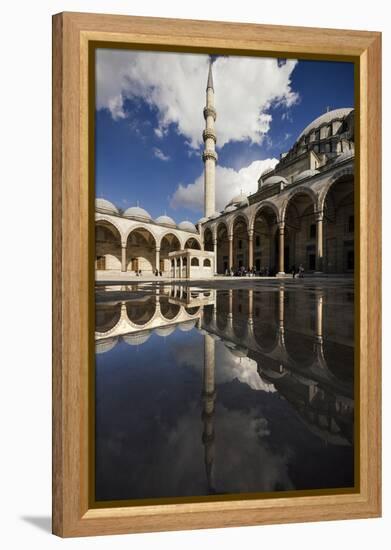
[202, 149, 218, 162]
[203, 128, 217, 143]
[203, 106, 217, 121]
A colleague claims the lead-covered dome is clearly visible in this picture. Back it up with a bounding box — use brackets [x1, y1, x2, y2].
[297, 108, 353, 141]
[224, 205, 237, 213]
[227, 191, 249, 208]
[332, 149, 355, 164]
[209, 211, 221, 219]
[155, 215, 176, 227]
[178, 220, 197, 233]
[123, 206, 152, 221]
[263, 175, 288, 187]
[293, 169, 320, 183]
[95, 198, 119, 215]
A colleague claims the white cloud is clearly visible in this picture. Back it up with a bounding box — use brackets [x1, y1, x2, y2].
[170, 158, 278, 213]
[96, 50, 298, 149]
[153, 147, 170, 161]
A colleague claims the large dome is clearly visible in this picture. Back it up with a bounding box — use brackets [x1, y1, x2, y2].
[155, 215, 176, 227]
[178, 220, 197, 233]
[123, 206, 152, 221]
[297, 108, 353, 141]
[95, 198, 119, 215]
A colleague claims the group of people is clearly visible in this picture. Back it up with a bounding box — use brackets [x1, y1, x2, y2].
[154, 269, 163, 277]
[224, 266, 268, 277]
[291, 264, 305, 278]
[222, 264, 306, 278]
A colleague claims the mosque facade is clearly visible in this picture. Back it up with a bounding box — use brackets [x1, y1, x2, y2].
[95, 63, 354, 279]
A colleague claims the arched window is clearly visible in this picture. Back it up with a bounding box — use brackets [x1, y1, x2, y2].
[191, 257, 199, 266]
[203, 258, 211, 267]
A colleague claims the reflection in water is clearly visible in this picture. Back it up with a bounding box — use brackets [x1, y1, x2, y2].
[95, 281, 354, 502]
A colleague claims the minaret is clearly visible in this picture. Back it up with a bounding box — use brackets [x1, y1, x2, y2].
[202, 60, 217, 218]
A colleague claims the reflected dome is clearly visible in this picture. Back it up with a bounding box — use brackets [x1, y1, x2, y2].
[122, 331, 152, 346]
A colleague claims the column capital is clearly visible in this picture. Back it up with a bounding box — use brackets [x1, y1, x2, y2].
[213, 238, 218, 246]
[155, 246, 161, 252]
[228, 234, 233, 241]
[278, 221, 285, 232]
[121, 241, 127, 248]
[315, 210, 324, 222]
[248, 228, 254, 239]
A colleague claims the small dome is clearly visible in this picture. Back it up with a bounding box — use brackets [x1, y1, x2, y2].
[123, 206, 152, 220]
[332, 149, 355, 164]
[155, 215, 176, 227]
[155, 325, 176, 337]
[197, 217, 208, 225]
[178, 220, 197, 233]
[178, 320, 196, 332]
[122, 331, 152, 346]
[209, 211, 221, 219]
[263, 175, 288, 187]
[260, 166, 275, 178]
[95, 198, 119, 215]
[293, 169, 319, 183]
[224, 205, 237, 213]
[227, 191, 248, 207]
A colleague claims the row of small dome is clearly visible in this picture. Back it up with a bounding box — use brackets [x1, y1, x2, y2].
[96, 198, 198, 233]
[258, 148, 354, 188]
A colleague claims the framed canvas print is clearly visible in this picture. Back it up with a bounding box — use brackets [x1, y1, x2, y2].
[52, 12, 381, 537]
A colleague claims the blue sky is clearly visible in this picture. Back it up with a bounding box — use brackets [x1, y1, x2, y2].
[95, 50, 354, 224]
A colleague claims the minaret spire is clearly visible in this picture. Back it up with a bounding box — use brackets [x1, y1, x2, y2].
[202, 59, 217, 218]
[207, 60, 214, 91]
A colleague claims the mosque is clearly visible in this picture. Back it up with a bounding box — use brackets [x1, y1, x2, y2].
[95, 62, 354, 279]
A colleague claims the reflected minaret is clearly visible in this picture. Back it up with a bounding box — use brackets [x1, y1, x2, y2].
[202, 333, 216, 493]
[314, 291, 326, 366]
[278, 285, 285, 348]
[203, 60, 217, 218]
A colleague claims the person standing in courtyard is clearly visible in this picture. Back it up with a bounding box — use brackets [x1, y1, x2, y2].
[298, 264, 304, 278]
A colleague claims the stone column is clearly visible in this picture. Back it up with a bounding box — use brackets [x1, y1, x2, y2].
[248, 229, 254, 271]
[155, 247, 160, 273]
[179, 257, 183, 279]
[173, 259, 176, 279]
[315, 211, 324, 272]
[228, 235, 233, 271]
[213, 238, 218, 275]
[277, 222, 285, 275]
[121, 243, 127, 272]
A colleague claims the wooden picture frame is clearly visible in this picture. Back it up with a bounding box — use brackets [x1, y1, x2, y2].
[52, 11, 381, 537]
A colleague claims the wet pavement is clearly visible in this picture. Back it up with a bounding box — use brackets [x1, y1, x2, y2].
[94, 278, 355, 502]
